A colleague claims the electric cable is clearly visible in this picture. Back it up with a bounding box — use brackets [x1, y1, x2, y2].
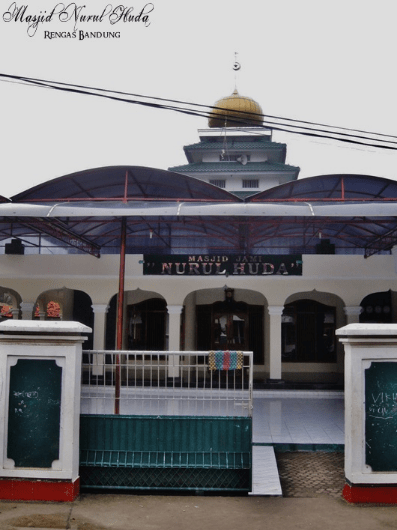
[1, 72, 397, 150]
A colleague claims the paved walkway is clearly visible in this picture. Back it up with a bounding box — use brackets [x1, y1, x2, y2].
[253, 390, 344, 445]
[0, 391, 363, 529]
[2, 487, 397, 530]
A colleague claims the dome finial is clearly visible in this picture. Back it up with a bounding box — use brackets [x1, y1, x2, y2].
[233, 51, 241, 91]
[208, 54, 263, 128]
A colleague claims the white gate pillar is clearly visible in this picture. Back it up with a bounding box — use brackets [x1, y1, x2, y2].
[0, 320, 91, 502]
[337, 323, 397, 503]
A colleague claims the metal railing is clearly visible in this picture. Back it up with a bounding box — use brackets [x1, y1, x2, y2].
[81, 350, 253, 417]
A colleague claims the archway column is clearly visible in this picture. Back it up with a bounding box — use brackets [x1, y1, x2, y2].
[268, 305, 284, 381]
[20, 302, 35, 320]
[344, 306, 362, 324]
[91, 304, 109, 350]
[91, 304, 109, 377]
[167, 305, 183, 379]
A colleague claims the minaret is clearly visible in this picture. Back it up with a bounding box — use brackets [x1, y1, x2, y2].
[169, 62, 299, 197]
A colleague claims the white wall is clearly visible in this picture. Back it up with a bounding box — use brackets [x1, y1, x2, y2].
[1, 253, 396, 379]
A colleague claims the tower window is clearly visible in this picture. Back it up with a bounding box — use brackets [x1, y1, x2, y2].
[219, 154, 251, 162]
[242, 179, 259, 189]
[209, 179, 226, 188]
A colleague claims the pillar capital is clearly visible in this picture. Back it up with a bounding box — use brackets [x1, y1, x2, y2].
[91, 304, 109, 314]
[20, 302, 35, 311]
[344, 306, 363, 316]
[167, 305, 184, 315]
[267, 305, 284, 316]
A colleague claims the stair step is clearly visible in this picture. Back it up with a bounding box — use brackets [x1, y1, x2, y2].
[249, 446, 282, 496]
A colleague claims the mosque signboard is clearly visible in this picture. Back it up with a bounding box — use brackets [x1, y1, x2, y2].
[143, 255, 302, 276]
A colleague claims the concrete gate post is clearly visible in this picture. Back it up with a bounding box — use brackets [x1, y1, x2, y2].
[0, 320, 91, 502]
[337, 323, 397, 503]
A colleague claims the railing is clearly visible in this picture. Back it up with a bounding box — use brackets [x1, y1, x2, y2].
[81, 350, 253, 417]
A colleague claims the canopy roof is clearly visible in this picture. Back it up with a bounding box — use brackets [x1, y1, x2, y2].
[1, 167, 397, 258]
[248, 174, 397, 202]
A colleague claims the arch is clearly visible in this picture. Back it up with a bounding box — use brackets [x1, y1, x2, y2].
[34, 287, 93, 348]
[105, 289, 167, 351]
[282, 299, 337, 363]
[0, 286, 21, 321]
[284, 290, 345, 308]
[359, 290, 397, 323]
[282, 290, 345, 385]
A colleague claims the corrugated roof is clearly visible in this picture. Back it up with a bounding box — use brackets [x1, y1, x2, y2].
[169, 162, 299, 173]
[247, 174, 397, 201]
[12, 166, 240, 203]
[183, 140, 287, 151]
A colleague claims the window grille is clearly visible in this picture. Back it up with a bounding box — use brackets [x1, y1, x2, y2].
[242, 180, 259, 189]
[209, 180, 226, 189]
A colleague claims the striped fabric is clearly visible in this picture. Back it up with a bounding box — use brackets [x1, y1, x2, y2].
[208, 350, 244, 371]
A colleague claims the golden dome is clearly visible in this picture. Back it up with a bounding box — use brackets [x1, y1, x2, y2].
[208, 89, 264, 128]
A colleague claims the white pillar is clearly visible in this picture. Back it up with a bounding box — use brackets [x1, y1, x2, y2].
[20, 302, 35, 320]
[11, 309, 19, 320]
[167, 305, 183, 351]
[268, 306, 284, 381]
[91, 304, 108, 377]
[91, 304, 108, 350]
[167, 305, 183, 378]
[184, 295, 196, 350]
[344, 306, 362, 324]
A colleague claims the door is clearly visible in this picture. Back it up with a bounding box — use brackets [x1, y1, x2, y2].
[212, 311, 248, 351]
[196, 300, 264, 364]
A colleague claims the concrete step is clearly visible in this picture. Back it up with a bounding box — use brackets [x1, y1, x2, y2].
[249, 445, 282, 496]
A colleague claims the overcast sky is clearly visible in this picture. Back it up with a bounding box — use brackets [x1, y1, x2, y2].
[1, 0, 397, 198]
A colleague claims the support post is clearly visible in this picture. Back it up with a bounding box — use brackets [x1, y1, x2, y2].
[344, 306, 362, 324]
[167, 305, 183, 383]
[267, 306, 284, 383]
[91, 304, 109, 376]
[20, 302, 35, 320]
[115, 217, 127, 415]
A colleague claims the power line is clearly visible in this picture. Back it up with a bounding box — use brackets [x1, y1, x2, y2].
[1, 72, 397, 151]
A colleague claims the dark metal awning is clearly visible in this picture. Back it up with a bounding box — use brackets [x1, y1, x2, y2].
[1, 168, 397, 258]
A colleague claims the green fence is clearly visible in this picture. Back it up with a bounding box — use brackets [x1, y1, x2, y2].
[80, 414, 252, 492]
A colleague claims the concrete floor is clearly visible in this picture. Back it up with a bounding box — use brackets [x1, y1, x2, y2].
[2, 490, 397, 530]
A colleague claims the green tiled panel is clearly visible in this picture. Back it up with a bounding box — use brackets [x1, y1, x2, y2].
[80, 415, 252, 491]
[80, 466, 251, 491]
[80, 415, 252, 454]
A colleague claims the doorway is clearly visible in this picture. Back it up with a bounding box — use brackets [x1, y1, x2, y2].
[196, 290, 264, 365]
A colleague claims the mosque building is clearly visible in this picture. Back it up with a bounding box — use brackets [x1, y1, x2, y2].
[1, 86, 397, 388]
